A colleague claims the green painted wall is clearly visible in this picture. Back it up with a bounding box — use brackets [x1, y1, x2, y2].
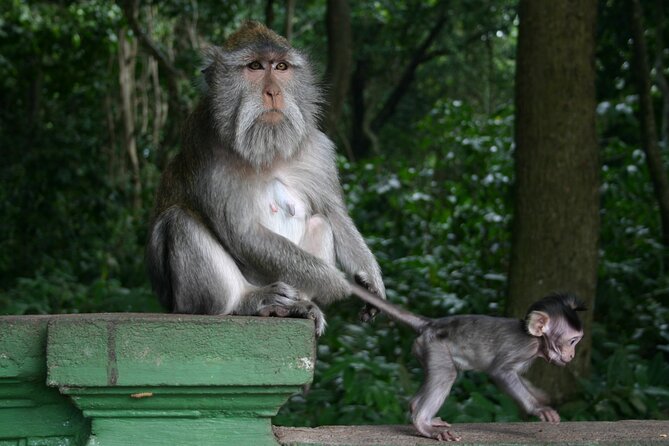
[0, 314, 316, 446]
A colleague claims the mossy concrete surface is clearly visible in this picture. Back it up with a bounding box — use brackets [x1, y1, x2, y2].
[274, 420, 669, 445]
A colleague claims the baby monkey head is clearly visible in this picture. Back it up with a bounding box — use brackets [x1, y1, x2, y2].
[525, 292, 586, 366]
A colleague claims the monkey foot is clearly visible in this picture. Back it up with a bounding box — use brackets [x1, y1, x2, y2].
[254, 284, 327, 336]
[354, 272, 381, 322]
[287, 300, 327, 336]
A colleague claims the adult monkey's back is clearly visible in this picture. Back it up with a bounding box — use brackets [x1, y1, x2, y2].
[146, 21, 385, 335]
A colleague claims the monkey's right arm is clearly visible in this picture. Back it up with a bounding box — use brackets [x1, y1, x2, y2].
[229, 222, 352, 301]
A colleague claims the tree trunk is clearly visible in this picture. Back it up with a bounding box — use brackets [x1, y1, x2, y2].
[265, 0, 275, 29]
[655, 0, 669, 147]
[119, 0, 186, 161]
[507, 0, 599, 402]
[324, 0, 352, 138]
[630, 0, 669, 250]
[350, 59, 369, 160]
[284, 0, 295, 42]
[118, 28, 142, 212]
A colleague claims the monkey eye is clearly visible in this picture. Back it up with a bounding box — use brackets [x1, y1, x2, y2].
[275, 61, 289, 71]
[247, 61, 263, 70]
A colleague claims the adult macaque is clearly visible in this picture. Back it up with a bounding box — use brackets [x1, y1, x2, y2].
[146, 21, 385, 335]
[350, 284, 586, 442]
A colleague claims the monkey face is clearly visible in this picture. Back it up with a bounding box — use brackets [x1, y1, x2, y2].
[547, 326, 583, 366]
[244, 59, 291, 122]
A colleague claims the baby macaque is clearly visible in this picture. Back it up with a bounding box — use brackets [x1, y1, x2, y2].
[351, 283, 585, 442]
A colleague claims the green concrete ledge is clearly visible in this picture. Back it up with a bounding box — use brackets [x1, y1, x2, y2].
[274, 420, 669, 445]
[0, 313, 315, 446]
[0, 315, 89, 446]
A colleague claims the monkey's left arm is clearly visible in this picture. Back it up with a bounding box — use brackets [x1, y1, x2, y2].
[310, 132, 385, 301]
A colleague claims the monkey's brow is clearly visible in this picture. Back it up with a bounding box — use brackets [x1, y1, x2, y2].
[225, 47, 304, 68]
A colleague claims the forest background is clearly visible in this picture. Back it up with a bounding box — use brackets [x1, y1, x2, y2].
[1, 0, 668, 426]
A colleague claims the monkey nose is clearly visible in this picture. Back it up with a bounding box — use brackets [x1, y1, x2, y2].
[263, 86, 283, 109]
[264, 87, 281, 98]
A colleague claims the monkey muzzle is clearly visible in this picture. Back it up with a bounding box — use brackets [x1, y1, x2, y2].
[260, 109, 284, 124]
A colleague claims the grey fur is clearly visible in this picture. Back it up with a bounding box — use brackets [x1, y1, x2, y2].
[146, 24, 384, 336]
[350, 285, 584, 441]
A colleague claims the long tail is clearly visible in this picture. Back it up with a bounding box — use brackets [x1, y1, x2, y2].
[350, 283, 429, 332]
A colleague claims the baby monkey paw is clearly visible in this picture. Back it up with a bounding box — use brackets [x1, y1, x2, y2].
[535, 406, 560, 423]
[418, 424, 460, 442]
[415, 416, 460, 442]
[434, 429, 461, 442]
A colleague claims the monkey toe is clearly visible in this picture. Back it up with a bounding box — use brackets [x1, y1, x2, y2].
[289, 301, 326, 336]
[256, 299, 326, 335]
[359, 303, 379, 322]
[257, 305, 290, 317]
[416, 422, 460, 442]
[537, 407, 560, 423]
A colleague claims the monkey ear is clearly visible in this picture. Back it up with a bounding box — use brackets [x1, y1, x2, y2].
[201, 45, 224, 86]
[526, 311, 550, 337]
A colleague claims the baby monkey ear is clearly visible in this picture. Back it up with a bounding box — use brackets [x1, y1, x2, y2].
[527, 311, 550, 337]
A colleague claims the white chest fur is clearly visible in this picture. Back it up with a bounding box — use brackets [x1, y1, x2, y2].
[258, 178, 308, 245]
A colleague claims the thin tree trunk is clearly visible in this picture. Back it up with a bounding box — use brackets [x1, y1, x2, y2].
[118, 28, 142, 212]
[265, 0, 275, 29]
[119, 0, 186, 155]
[630, 0, 669, 249]
[150, 56, 164, 153]
[105, 50, 118, 184]
[655, 0, 669, 147]
[324, 0, 352, 137]
[350, 59, 368, 160]
[284, 0, 295, 42]
[139, 56, 150, 135]
[508, 0, 599, 401]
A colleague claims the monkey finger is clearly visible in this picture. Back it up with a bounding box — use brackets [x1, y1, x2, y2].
[257, 305, 290, 317]
[538, 407, 560, 423]
[354, 272, 380, 295]
[436, 430, 461, 442]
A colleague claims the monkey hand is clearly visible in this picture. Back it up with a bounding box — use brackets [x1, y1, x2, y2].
[354, 271, 385, 322]
[534, 406, 560, 423]
[415, 419, 461, 442]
